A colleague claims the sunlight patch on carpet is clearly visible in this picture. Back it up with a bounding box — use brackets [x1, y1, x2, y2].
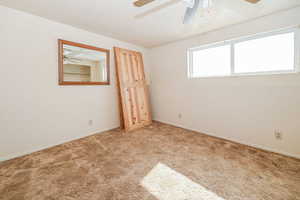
[141, 163, 225, 200]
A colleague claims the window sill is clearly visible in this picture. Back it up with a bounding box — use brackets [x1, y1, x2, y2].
[189, 70, 300, 79]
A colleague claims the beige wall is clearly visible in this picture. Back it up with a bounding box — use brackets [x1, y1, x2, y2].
[1, 4, 299, 162]
[149, 7, 300, 159]
[0, 5, 150, 161]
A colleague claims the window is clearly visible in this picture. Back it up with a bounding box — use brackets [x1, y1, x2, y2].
[188, 29, 298, 78]
[234, 33, 295, 73]
[192, 45, 231, 77]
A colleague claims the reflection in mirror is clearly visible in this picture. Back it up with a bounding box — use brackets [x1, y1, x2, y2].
[58, 40, 110, 85]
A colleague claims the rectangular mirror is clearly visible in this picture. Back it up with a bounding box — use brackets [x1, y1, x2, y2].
[58, 39, 110, 85]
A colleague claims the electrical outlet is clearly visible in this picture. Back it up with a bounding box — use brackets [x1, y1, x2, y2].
[274, 131, 283, 140]
[88, 120, 93, 126]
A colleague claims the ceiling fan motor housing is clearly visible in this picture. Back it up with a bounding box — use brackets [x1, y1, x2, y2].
[183, 0, 196, 8]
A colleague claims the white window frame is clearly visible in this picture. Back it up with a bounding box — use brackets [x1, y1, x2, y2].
[187, 27, 300, 78]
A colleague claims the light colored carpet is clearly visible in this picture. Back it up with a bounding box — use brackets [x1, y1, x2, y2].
[0, 122, 300, 200]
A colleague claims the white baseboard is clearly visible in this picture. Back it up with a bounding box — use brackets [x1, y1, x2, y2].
[2, 121, 299, 162]
[155, 118, 300, 160]
[0, 126, 119, 163]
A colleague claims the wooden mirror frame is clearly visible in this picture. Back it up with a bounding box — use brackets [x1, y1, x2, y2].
[58, 39, 110, 85]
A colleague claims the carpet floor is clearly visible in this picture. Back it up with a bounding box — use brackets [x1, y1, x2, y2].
[0, 122, 300, 200]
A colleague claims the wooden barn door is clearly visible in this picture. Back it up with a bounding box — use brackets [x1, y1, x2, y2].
[114, 47, 152, 131]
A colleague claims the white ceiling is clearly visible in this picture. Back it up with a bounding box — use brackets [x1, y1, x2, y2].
[1, 0, 299, 47]
[64, 44, 106, 61]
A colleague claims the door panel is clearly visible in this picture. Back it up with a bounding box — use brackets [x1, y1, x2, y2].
[114, 47, 152, 131]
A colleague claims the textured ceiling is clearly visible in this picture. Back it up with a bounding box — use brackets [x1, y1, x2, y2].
[1, 0, 299, 47]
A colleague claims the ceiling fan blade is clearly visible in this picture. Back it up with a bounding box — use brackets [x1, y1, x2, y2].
[134, 0, 155, 7]
[244, 0, 261, 3]
[135, 0, 181, 19]
[183, 0, 200, 24]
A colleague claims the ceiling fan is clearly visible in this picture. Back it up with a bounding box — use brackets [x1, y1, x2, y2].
[133, 0, 261, 24]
